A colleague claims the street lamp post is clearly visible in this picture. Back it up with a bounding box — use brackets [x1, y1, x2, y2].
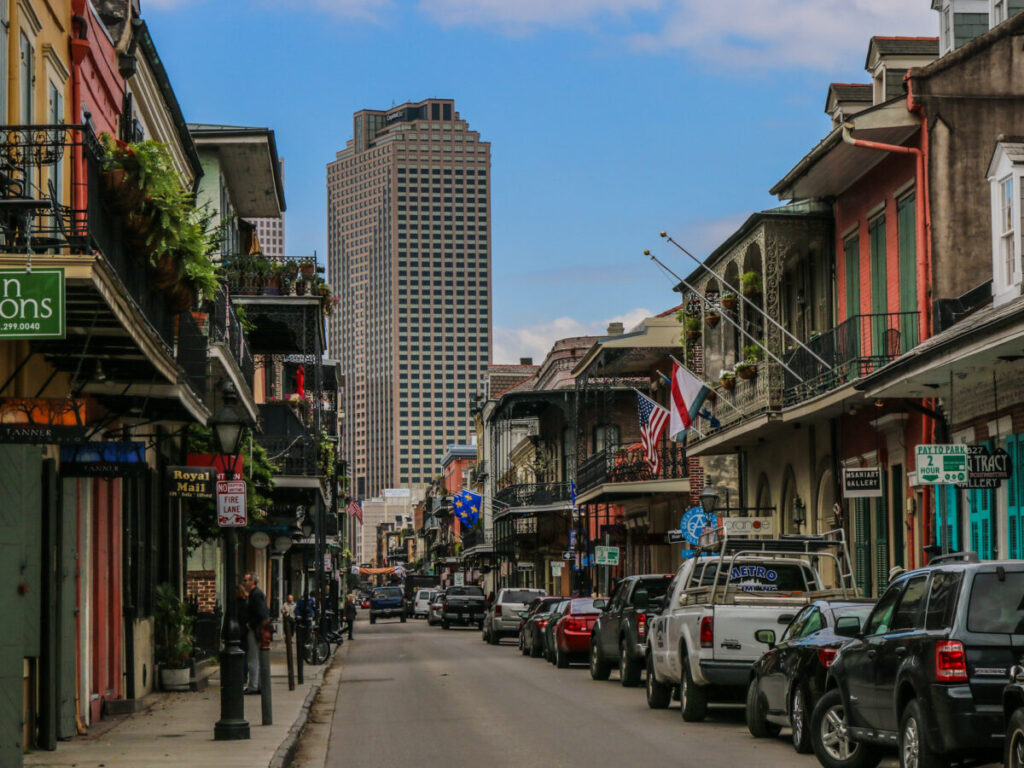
[700, 480, 720, 519]
[792, 496, 807, 533]
[211, 384, 250, 741]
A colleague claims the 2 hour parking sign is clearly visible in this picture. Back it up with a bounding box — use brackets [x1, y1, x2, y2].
[915, 444, 968, 485]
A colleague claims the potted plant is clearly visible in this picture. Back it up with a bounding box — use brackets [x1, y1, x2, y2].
[721, 291, 739, 311]
[705, 309, 721, 329]
[704, 388, 718, 405]
[741, 271, 762, 298]
[683, 315, 702, 341]
[737, 344, 763, 380]
[155, 583, 194, 691]
[719, 369, 736, 391]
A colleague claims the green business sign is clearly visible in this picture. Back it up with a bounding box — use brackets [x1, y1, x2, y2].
[0, 268, 65, 340]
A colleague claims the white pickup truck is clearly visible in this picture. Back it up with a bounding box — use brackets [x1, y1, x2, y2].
[645, 531, 857, 722]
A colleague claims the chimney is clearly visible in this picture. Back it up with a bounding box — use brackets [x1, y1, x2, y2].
[519, 357, 533, 365]
[607, 322, 624, 336]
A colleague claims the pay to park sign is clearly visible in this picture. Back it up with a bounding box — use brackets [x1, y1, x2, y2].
[0, 268, 65, 340]
[915, 444, 968, 485]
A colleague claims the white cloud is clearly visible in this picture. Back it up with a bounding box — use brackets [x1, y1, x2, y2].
[271, 0, 393, 20]
[629, 0, 936, 70]
[493, 307, 653, 364]
[419, 0, 661, 30]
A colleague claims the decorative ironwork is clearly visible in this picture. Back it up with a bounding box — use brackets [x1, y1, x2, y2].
[0, 126, 72, 168]
[577, 441, 688, 494]
[494, 481, 572, 509]
[176, 310, 208, 397]
[460, 525, 488, 550]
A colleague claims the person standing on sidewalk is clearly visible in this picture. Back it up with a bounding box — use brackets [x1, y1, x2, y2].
[243, 573, 269, 694]
[343, 593, 356, 640]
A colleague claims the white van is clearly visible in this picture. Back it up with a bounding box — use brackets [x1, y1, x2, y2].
[413, 589, 437, 619]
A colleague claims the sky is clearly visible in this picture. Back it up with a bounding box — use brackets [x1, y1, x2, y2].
[142, 0, 935, 363]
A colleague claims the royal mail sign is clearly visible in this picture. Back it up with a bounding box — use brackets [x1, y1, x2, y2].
[167, 466, 215, 499]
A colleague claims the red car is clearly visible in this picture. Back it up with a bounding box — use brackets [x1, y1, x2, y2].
[360, 598, 371, 609]
[553, 598, 607, 668]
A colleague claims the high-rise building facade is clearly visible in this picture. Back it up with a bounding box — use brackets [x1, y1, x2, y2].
[327, 99, 491, 497]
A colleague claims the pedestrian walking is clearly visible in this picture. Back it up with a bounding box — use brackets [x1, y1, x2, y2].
[343, 592, 356, 640]
[281, 593, 297, 636]
[243, 572, 269, 694]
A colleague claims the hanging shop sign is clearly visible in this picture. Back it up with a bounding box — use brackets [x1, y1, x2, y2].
[0, 268, 65, 340]
[666, 529, 686, 544]
[60, 441, 147, 477]
[0, 397, 88, 444]
[188, 453, 244, 481]
[680, 506, 717, 546]
[956, 445, 1013, 490]
[722, 517, 774, 535]
[551, 561, 564, 576]
[166, 466, 215, 499]
[915, 444, 968, 485]
[217, 480, 247, 527]
[843, 468, 884, 499]
[249, 531, 270, 549]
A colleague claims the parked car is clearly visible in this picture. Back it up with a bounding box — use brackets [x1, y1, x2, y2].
[519, 596, 566, 657]
[441, 585, 488, 629]
[745, 599, 874, 752]
[810, 552, 1016, 768]
[483, 588, 546, 644]
[543, 600, 572, 663]
[647, 531, 848, 722]
[413, 589, 437, 619]
[553, 598, 607, 668]
[369, 586, 406, 624]
[428, 590, 446, 626]
[360, 598, 371, 609]
[590, 573, 674, 686]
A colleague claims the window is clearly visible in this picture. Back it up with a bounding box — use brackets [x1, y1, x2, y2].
[19, 31, 33, 124]
[925, 570, 962, 630]
[1001, 176, 1015, 285]
[890, 575, 929, 631]
[994, 0, 1007, 24]
[865, 581, 904, 635]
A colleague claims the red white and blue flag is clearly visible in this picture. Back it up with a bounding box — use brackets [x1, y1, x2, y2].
[636, 391, 670, 475]
[669, 358, 711, 440]
[347, 499, 363, 524]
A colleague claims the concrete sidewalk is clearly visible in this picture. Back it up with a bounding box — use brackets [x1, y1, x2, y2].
[24, 641, 339, 768]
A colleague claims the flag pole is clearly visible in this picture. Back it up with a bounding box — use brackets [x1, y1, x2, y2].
[664, 359, 742, 415]
[655, 372, 708, 439]
[645, 249, 805, 381]
[660, 231, 832, 369]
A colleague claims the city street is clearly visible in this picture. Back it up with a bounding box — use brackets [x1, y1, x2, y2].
[323, 618, 833, 768]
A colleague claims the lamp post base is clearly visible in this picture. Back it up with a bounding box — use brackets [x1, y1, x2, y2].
[214, 640, 250, 740]
[214, 719, 250, 741]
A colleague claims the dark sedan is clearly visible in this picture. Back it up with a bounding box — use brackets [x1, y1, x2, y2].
[519, 596, 567, 658]
[746, 599, 874, 753]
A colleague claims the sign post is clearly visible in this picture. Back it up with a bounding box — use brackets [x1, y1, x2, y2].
[915, 444, 969, 555]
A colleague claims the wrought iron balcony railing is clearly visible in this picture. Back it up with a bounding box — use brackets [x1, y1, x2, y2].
[210, 292, 255, 393]
[783, 311, 919, 406]
[176, 310, 208, 397]
[223, 253, 326, 298]
[257, 402, 320, 477]
[577, 441, 688, 494]
[494, 481, 572, 510]
[460, 525, 488, 551]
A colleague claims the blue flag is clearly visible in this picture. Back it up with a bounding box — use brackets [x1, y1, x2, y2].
[452, 493, 470, 526]
[461, 489, 483, 527]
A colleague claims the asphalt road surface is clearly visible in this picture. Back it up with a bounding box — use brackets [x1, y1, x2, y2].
[324, 616, 867, 768]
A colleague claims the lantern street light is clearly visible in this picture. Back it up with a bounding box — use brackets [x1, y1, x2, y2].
[212, 383, 250, 741]
[301, 513, 314, 538]
[793, 496, 807, 532]
[700, 480, 720, 518]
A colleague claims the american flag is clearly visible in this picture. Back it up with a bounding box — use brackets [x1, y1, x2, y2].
[346, 499, 363, 524]
[636, 391, 669, 475]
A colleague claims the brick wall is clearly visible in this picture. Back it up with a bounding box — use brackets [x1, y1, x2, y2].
[186, 570, 217, 612]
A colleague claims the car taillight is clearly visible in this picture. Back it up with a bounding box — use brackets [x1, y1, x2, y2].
[566, 617, 586, 632]
[538, 619, 547, 628]
[817, 648, 838, 668]
[935, 640, 968, 682]
[700, 617, 713, 648]
[444, 601, 450, 611]
[495, 605, 502, 616]
[637, 613, 647, 639]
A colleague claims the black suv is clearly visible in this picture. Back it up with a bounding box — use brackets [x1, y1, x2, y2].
[589, 573, 672, 687]
[810, 552, 1017, 768]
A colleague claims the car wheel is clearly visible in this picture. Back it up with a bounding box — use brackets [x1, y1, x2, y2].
[442, 619, 450, 630]
[488, 630, 499, 645]
[811, 688, 881, 768]
[1005, 708, 1024, 768]
[646, 654, 671, 709]
[679, 659, 707, 723]
[900, 700, 948, 768]
[520, 634, 530, 656]
[478, 620, 484, 631]
[745, 676, 781, 738]
[556, 643, 569, 669]
[590, 640, 611, 680]
[619, 639, 641, 687]
[530, 636, 542, 658]
[369, 615, 376, 625]
[401, 615, 407, 623]
[791, 685, 812, 754]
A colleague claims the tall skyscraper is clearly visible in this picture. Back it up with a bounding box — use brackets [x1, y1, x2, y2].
[246, 159, 286, 258]
[327, 99, 492, 497]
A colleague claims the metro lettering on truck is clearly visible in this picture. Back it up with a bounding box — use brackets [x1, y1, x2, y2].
[729, 566, 778, 581]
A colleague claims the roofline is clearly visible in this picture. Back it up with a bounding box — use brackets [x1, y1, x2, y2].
[187, 124, 287, 213]
[769, 95, 915, 198]
[909, 12, 1024, 82]
[865, 35, 939, 70]
[133, 20, 202, 184]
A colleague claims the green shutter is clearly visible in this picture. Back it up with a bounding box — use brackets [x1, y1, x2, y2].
[869, 216, 888, 355]
[897, 194, 918, 350]
[874, 475, 889, 594]
[854, 499, 871, 596]
[844, 235, 860, 320]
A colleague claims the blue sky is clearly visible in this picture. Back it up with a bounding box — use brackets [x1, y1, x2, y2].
[144, 0, 934, 362]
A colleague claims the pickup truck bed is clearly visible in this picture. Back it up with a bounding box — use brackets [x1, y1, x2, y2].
[441, 586, 487, 629]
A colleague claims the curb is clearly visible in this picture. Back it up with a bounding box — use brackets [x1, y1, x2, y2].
[268, 649, 341, 768]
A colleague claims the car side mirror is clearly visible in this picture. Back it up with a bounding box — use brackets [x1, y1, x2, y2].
[835, 616, 862, 638]
[755, 629, 776, 647]
[634, 591, 650, 611]
[518, 610, 529, 619]
[593, 598, 608, 610]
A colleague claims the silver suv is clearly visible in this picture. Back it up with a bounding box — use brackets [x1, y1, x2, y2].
[483, 588, 546, 644]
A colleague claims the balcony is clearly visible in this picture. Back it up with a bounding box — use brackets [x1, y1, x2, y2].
[577, 441, 688, 494]
[209, 292, 255, 395]
[783, 312, 919, 406]
[494, 482, 572, 512]
[460, 525, 488, 552]
[257, 402, 319, 477]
